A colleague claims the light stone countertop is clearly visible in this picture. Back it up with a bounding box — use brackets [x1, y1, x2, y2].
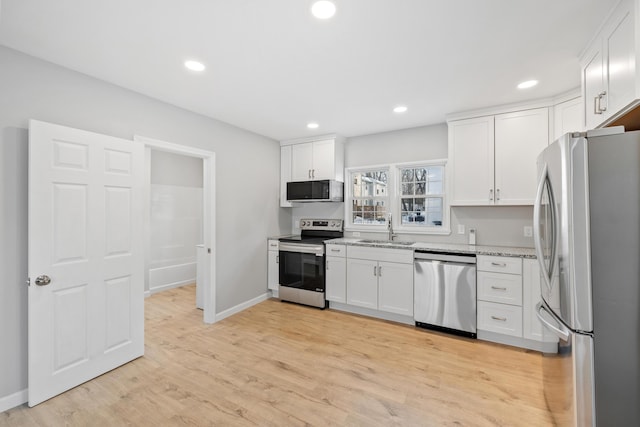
[324, 238, 536, 258]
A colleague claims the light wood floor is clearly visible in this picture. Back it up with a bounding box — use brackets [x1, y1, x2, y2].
[1, 285, 553, 426]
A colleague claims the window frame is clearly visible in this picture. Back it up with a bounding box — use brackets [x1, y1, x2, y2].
[344, 165, 391, 232]
[344, 160, 451, 235]
[393, 160, 450, 234]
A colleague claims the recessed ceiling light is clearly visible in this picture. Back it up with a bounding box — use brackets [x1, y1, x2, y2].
[393, 106, 408, 113]
[307, 122, 319, 129]
[311, 1, 336, 19]
[517, 80, 538, 89]
[184, 60, 205, 72]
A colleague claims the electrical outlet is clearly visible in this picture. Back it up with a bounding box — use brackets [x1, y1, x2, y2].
[352, 231, 361, 237]
[524, 226, 533, 237]
[457, 224, 465, 234]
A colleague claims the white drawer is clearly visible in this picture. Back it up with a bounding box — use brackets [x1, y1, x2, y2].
[347, 246, 413, 264]
[267, 240, 279, 251]
[477, 271, 522, 306]
[477, 301, 523, 337]
[477, 255, 522, 275]
[325, 244, 346, 257]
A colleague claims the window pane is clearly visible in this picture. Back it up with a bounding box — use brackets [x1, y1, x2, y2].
[427, 180, 442, 195]
[401, 198, 414, 211]
[428, 212, 443, 226]
[426, 197, 443, 211]
[401, 169, 414, 183]
[401, 183, 414, 195]
[415, 182, 426, 195]
[363, 211, 374, 223]
[415, 168, 427, 181]
[427, 167, 443, 181]
[414, 198, 425, 212]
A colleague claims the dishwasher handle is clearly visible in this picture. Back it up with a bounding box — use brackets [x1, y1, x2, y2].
[414, 251, 476, 264]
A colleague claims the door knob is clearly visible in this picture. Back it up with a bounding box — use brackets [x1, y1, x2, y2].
[35, 275, 51, 286]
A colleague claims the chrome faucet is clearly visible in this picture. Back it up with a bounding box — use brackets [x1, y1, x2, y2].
[388, 213, 397, 241]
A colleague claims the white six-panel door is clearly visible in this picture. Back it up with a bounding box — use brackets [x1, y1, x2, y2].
[28, 120, 144, 406]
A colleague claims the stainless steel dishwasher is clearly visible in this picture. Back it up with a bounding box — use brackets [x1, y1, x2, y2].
[414, 251, 477, 338]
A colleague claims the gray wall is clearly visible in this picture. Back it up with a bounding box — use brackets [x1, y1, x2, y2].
[0, 46, 291, 400]
[150, 150, 203, 188]
[294, 124, 535, 247]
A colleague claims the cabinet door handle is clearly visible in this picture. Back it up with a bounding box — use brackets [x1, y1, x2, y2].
[491, 286, 507, 291]
[326, 260, 329, 270]
[308, 169, 311, 179]
[276, 255, 279, 263]
[489, 189, 494, 201]
[312, 169, 315, 179]
[491, 316, 507, 322]
[598, 91, 607, 112]
[378, 266, 382, 276]
[594, 95, 602, 114]
[373, 266, 377, 276]
[496, 188, 500, 201]
[491, 262, 507, 267]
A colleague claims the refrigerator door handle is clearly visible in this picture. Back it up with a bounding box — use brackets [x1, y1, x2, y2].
[533, 164, 554, 294]
[536, 302, 570, 342]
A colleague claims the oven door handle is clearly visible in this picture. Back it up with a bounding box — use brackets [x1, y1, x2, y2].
[279, 242, 324, 255]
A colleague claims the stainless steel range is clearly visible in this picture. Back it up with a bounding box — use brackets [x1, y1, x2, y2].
[278, 218, 343, 308]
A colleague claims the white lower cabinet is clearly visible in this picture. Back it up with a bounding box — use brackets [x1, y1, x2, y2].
[477, 255, 558, 352]
[346, 258, 379, 309]
[377, 261, 414, 316]
[343, 246, 414, 317]
[326, 244, 347, 303]
[477, 301, 523, 337]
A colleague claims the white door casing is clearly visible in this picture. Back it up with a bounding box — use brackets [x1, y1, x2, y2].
[28, 120, 145, 407]
[135, 135, 216, 324]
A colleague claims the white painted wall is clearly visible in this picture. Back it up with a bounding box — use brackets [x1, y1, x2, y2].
[149, 150, 203, 293]
[290, 124, 535, 248]
[0, 46, 292, 404]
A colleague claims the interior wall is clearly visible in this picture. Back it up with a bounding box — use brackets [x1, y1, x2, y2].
[290, 123, 535, 248]
[0, 46, 291, 403]
[149, 150, 203, 293]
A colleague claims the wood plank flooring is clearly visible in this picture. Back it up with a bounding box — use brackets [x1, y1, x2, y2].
[1, 285, 553, 426]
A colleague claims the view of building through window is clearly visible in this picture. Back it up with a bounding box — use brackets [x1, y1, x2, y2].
[351, 170, 388, 224]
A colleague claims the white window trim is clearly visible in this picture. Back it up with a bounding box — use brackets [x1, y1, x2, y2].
[344, 164, 390, 232]
[344, 160, 451, 236]
[392, 159, 450, 235]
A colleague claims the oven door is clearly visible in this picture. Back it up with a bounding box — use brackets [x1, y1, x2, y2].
[279, 243, 325, 292]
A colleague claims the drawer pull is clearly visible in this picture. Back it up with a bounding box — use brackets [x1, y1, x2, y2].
[270, 244, 278, 248]
[491, 316, 507, 322]
[491, 262, 507, 267]
[330, 248, 341, 252]
[491, 286, 507, 291]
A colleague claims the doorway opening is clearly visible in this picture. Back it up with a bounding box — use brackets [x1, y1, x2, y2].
[136, 135, 216, 323]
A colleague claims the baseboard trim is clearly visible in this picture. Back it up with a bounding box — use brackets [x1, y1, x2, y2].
[149, 280, 194, 294]
[0, 389, 28, 413]
[215, 292, 270, 322]
[329, 302, 414, 326]
[144, 290, 151, 298]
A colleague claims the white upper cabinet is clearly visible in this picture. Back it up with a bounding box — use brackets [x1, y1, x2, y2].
[494, 108, 549, 205]
[291, 142, 314, 181]
[283, 135, 345, 182]
[448, 116, 495, 205]
[581, 0, 637, 129]
[280, 145, 292, 207]
[553, 97, 584, 141]
[448, 107, 548, 206]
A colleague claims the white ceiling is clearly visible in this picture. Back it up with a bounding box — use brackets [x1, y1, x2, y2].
[0, 0, 618, 141]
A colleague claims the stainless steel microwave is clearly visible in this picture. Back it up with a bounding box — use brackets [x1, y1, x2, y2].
[286, 179, 343, 202]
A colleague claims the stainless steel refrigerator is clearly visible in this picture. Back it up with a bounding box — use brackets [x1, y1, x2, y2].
[533, 127, 640, 426]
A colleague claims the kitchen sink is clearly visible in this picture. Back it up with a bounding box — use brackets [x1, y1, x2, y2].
[358, 239, 415, 246]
